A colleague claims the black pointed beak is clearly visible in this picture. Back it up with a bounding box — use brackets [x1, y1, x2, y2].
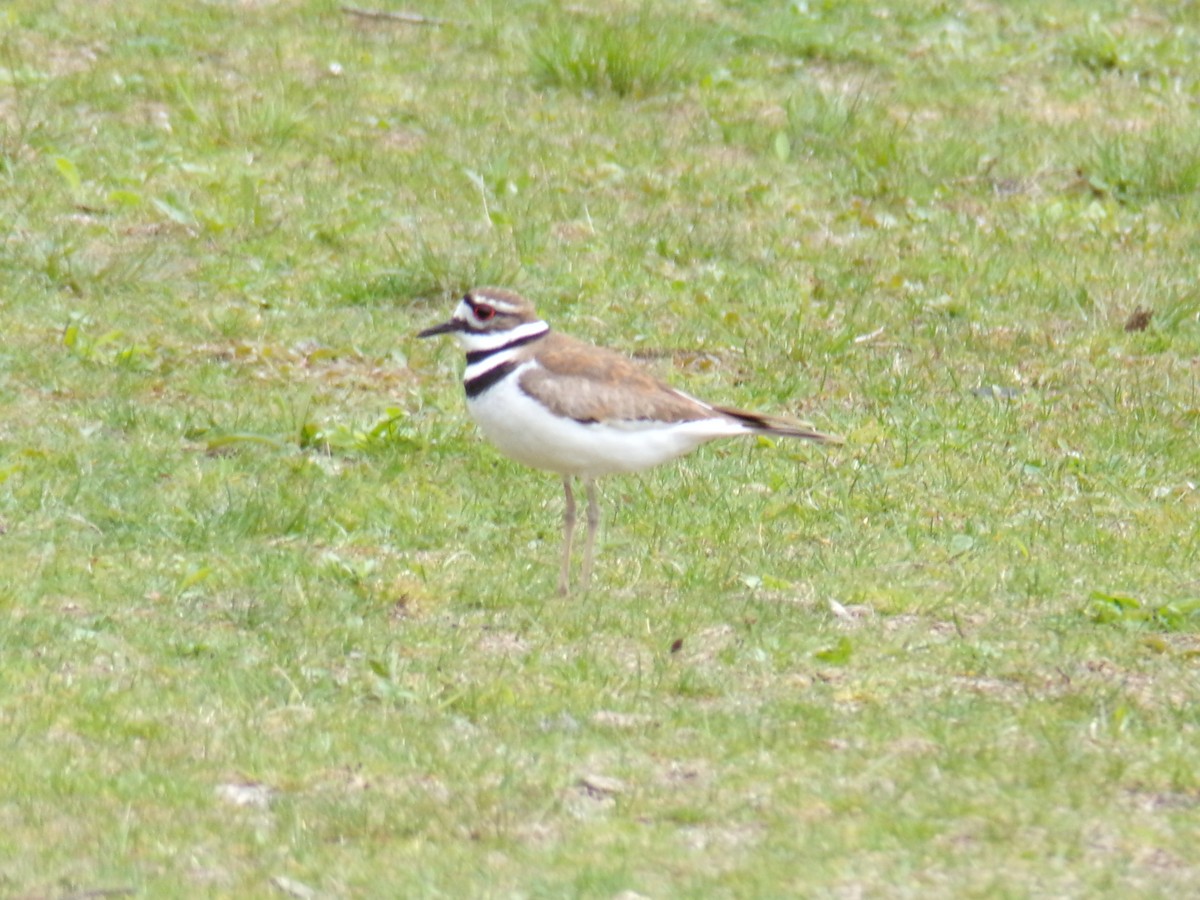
[417, 319, 462, 338]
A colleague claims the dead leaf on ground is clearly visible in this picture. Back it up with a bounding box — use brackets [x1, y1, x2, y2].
[578, 773, 626, 797]
[215, 781, 276, 809]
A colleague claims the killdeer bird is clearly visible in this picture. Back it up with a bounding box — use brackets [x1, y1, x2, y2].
[418, 288, 840, 595]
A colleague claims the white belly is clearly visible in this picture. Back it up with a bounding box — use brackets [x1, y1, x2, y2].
[466, 368, 744, 478]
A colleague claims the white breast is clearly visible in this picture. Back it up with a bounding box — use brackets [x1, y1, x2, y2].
[466, 361, 748, 478]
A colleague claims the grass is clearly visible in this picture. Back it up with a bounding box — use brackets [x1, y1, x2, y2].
[532, 8, 702, 98]
[2, 0, 1200, 895]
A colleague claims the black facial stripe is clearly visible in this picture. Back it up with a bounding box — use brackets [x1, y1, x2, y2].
[464, 328, 549, 364]
[464, 361, 517, 399]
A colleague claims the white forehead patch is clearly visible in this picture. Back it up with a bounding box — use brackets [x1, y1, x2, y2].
[452, 298, 475, 321]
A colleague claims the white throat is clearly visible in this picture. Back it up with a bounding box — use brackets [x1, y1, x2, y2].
[455, 320, 549, 353]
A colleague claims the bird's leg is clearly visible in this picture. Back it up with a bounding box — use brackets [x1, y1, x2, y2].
[558, 475, 576, 596]
[580, 478, 600, 591]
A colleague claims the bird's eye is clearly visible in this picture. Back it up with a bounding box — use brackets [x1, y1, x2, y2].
[474, 304, 496, 321]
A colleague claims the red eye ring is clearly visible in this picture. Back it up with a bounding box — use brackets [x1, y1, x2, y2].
[474, 304, 496, 321]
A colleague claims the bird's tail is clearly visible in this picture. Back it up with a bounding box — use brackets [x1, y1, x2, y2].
[715, 405, 843, 444]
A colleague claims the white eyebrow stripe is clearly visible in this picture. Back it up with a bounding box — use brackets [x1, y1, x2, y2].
[470, 293, 523, 314]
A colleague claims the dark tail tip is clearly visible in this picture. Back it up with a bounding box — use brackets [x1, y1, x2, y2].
[717, 406, 843, 444]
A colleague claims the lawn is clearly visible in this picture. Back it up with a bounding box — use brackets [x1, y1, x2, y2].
[2, 0, 1199, 896]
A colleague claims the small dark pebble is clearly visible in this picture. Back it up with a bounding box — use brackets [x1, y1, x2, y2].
[1124, 307, 1153, 332]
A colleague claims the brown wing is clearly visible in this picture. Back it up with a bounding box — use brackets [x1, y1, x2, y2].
[518, 333, 718, 424]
